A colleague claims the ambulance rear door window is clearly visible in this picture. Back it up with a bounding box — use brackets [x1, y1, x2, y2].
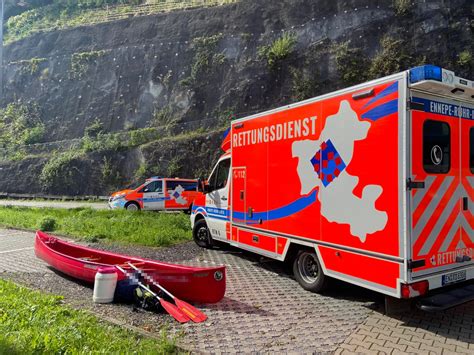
[470, 127, 474, 174]
[423, 120, 450, 174]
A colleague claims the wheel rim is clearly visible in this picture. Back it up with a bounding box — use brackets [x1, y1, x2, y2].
[298, 252, 319, 284]
[196, 226, 209, 244]
[127, 204, 138, 211]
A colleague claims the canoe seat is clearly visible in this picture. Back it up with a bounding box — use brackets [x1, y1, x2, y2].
[79, 256, 101, 262]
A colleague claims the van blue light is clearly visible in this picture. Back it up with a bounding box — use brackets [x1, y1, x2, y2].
[409, 65, 442, 83]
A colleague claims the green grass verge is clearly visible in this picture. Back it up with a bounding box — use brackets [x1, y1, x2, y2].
[0, 279, 176, 354]
[0, 206, 192, 247]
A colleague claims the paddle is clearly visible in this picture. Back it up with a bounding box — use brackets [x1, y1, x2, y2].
[127, 262, 208, 323]
[115, 265, 190, 323]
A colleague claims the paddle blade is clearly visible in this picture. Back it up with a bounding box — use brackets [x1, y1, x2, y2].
[160, 299, 190, 323]
[175, 299, 207, 323]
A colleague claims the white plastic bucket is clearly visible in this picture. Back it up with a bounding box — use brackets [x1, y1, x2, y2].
[93, 267, 118, 303]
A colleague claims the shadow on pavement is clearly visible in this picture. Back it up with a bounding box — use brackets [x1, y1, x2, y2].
[214, 243, 383, 308]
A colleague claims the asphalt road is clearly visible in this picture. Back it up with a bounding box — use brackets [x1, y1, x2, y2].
[0, 199, 108, 210]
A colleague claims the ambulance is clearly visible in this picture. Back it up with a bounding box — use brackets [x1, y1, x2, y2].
[109, 177, 200, 212]
[191, 65, 474, 310]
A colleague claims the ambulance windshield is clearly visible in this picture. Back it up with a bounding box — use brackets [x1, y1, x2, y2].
[208, 158, 230, 191]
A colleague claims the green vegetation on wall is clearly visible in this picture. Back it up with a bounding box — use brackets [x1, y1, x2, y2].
[12, 57, 47, 75]
[368, 35, 425, 78]
[84, 118, 104, 137]
[0, 102, 45, 149]
[101, 156, 122, 190]
[458, 50, 472, 68]
[332, 41, 369, 85]
[151, 108, 179, 134]
[39, 151, 83, 192]
[258, 33, 297, 70]
[69, 50, 107, 79]
[290, 68, 319, 102]
[181, 33, 226, 87]
[393, 0, 412, 16]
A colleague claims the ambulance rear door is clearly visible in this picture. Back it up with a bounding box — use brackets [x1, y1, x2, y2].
[408, 92, 474, 280]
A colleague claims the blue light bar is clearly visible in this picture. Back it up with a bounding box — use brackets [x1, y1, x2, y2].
[409, 65, 442, 83]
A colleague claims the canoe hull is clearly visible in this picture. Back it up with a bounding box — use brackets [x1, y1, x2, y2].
[34, 231, 225, 303]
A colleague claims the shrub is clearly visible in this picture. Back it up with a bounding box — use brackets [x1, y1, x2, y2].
[181, 33, 225, 86]
[393, 0, 412, 16]
[332, 41, 369, 85]
[84, 119, 104, 138]
[69, 50, 107, 79]
[290, 68, 319, 102]
[39, 151, 82, 192]
[13, 57, 47, 75]
[0, 102, 45, 149]
[258, 33, 297, 69]
[39, 216, 57, 231]
[458, 50, 472, 68]
[368, 36, 416, 79]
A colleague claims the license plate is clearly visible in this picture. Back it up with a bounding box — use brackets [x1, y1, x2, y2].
[442, 270, 466, 286]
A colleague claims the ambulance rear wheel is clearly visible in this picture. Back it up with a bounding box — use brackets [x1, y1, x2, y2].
[193, 219, 213, 249]
[125, 202, 140, 211]
[293, 250, 327, 293]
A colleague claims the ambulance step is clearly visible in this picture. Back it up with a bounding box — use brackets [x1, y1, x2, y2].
[417, 283, 474, 312]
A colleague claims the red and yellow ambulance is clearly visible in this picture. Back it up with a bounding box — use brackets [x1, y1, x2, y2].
[109, 177, 201, 212]
[191, 65, 474, 311]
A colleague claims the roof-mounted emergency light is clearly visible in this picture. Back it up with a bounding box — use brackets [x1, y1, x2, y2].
[409, 65, 442, 84]
[409, 65, 474, 99]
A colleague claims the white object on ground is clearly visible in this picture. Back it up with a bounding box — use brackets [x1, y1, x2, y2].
[93, 267, 118, 303]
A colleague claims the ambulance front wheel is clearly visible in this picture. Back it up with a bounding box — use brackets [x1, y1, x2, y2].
[125, 202, 140, 211]
[293, 250, 327, 293]
[193, 219, 213, 249]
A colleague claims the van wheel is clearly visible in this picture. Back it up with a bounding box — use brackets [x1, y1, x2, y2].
[293, 249, 327, 293]
[125, 202, 140, 211]
[193, 219, 213, 248]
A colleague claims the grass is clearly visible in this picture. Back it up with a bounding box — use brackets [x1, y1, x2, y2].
[0, 279, 176, 353]
[0, 206, 192, 247]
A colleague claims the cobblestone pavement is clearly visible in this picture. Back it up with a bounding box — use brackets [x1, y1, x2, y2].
[0, 230, 51, 273]
[0, 199, 107, 209]
[1, 229, 474, 353]
[177, 249, 378, 353]
[337, 302, 474, 354]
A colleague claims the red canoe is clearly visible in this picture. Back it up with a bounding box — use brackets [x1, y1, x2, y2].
[34, 231, 225, 303]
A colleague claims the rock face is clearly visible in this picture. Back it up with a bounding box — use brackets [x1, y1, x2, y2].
[0, 0, 472, 195]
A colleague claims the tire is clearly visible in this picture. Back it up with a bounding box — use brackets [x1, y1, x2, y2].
[125, 201, 140, 211]
[193, 219, 213, 248]
[292, 249, 327, 293]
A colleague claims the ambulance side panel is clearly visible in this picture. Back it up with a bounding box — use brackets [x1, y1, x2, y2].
[230, 74, 408, 297]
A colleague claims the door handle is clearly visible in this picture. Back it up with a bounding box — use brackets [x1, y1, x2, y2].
[463, 197, 468, 211]
[221, 197, 228, 201]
